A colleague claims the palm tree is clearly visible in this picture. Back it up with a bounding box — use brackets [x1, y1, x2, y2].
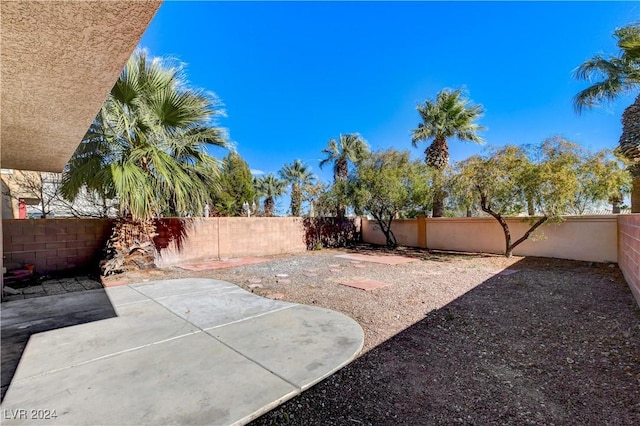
[319, 133, 370, 217]
[255, 174, 286, 217]
[62, 49, 228, 274]
[411, 89, 485, 217]
[573, 22, 640, 212]
[279, 160, 316, 216]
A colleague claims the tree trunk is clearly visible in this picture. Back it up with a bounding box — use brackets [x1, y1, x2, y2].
[431, 170, 446, 218]
[265, 197, 274, 217]
[619, 94, 640, 213]
[619, 94, 640, 160]
[478, 189, 548, 257]
[632, 174, 640, 213]
[290, 184, 301, 216]
[432, 193, 445, 218]
[100, 217, 158, 276]
[466, 207, 472, 217]
[527, 194, 535, 216]
[612, 202, 621, 214]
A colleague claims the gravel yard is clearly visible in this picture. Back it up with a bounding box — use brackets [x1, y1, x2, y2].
[119, 246, 640, 424]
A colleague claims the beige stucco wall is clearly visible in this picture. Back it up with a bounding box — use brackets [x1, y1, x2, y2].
[154, 217, 307, 267]
[363, 216, 618, 263]
[361, 219, 419, 247]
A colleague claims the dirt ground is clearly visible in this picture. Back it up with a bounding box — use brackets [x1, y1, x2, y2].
[117, 246, 640, 425]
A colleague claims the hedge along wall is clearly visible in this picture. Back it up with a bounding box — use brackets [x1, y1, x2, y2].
[2, 219, 113, 273]
[618, 215, 640, 307]
[362, 216, 619, 263]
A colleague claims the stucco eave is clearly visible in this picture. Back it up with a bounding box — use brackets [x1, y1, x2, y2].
[1, 0, 162, 172]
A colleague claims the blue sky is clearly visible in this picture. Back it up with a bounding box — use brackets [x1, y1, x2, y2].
[140, 1, 638, 210]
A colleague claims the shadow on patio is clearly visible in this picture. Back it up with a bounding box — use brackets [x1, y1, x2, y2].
[1, 289, 117, 401]
[252, 257, 640, 424]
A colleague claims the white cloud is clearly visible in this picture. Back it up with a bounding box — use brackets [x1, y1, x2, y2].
[250, 169, 265, 175]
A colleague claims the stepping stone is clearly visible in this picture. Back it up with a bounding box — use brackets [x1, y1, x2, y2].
[353, 264, 366, 269]
[303, 273, 318, 277]
[268, 293, 285, 300]
[276, 279, 291, 284]
[249, 284, 264, 289]
[340, 279, 393, 291]
[305, 269, 318, 273]
[248, 278, 262, 284]
[350, 261, 362, 264]
[328, 264, 340, 268]
[329, 269, 341, 273]
[275, 274, 289, 278]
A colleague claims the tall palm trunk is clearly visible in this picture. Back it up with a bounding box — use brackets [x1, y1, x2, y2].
[425, 137, 449, 217]
[619, 94, 640, 212]
[291, 183, 301, 216]
[264, 196, 274, 217]
[335, 159, 348, 218]
[101, 217, 157, 276]
[632, 175, 640, 214]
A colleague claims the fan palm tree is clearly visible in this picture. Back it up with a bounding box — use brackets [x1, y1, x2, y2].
[62, 49, 228, 274]
[319, 133, 370, 217]
[411, 89, 485, 217]
[279, 160, 316, 216]
[255, 173, 286, 217]
[573, 22, 640, 211]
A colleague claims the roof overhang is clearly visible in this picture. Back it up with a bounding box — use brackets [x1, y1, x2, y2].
[1, 0, 162, 172]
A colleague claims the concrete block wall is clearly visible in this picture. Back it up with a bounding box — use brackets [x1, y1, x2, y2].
[2, 219, 113, 273]
[154, 217, 307, 267]
[153, 218, 220, 267]
[618, 215, 640, 307]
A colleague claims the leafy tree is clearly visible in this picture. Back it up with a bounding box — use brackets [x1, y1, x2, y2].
[567, 148, 631, 214]
[279, 160, 316, 216]
[254, 173, 286, 217]
[319, 133, 370, 217]
[411, 88, 485, 217]
[62, 49, 228, 274]
[212, 152, 256, 216]
[349, 149, 431, 247]
[452, 138, 630, 257]
[573, 22, 640, 211]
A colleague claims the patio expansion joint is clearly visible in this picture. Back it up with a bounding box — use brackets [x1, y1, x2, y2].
[202, 306, 304, 391]
[130, 284, 239, 301]
[129, 284, 304, 389]
[12, 330, 203, 384]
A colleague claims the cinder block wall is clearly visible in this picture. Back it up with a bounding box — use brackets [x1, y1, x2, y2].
[154, 217, 307, 267]
[153, 218, 220, 267]
[2, 219, 113, 273]
[618, 215, 640, 307]
[218, 217, 306, 258]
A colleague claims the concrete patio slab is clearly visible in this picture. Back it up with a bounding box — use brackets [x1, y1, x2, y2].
[104, 285, 149, 306]
[11, 301, 199, 379]
[1, 279, 364, 425]
[2, 332, 298, 426]
[177, 257, 270, 271]
[131, 277, 236, 299]
[210, 305, 364, 390]
[155, 287, 292, 329]
[335, 253, 418, 265]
